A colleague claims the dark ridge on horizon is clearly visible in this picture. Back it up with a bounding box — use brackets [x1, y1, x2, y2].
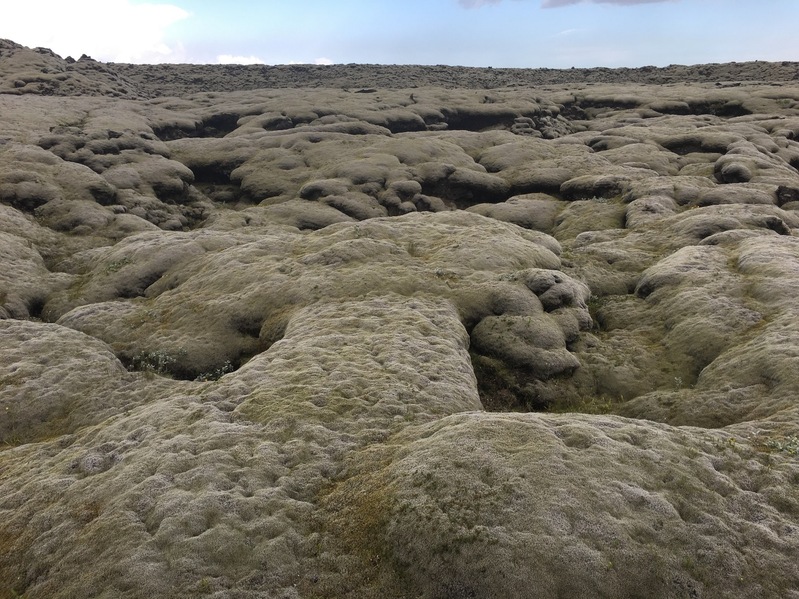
[108, 59, 799, 97]
[2, 38, 798, 98]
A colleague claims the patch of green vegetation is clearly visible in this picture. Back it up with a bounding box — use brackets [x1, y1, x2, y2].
[194, 360, 234, 382]
[714, 436, 739, 453]
[105, 256, 133, 273]
[470, 353, 526, 412]
[547, 395, 617, 415]
[196, 577, 212, 594]
[129, 348, 186, 377]
[1, 432, 25, 449]
[759, 435, 799, 457]
[586, 294, 607, 330]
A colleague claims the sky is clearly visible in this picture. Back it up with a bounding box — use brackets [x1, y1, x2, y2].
[1, 0, 798, 68]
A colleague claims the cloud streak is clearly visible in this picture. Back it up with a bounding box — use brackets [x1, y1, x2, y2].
[542, 0, 675, 7]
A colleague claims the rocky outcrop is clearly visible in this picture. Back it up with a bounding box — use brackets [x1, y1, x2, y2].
[2, 40, 799, 598]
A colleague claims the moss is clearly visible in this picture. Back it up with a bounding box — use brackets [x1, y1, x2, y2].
[310, 455, 412, 599]
[104, 256, 132, 273]
[547, 394, 617, 415]
[470, 353, 521, 412]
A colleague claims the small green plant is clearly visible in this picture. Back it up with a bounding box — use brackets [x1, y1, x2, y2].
[762, 435, 799, 456]
[104, 256, 132, 273]
[748, 431, 799, 458]
[130, 349, 183, 376]
[713, 436, 738, 453]
[195, 360, 235, 382]
[586, 294, 605, 309]
[197, 577, 212, 593]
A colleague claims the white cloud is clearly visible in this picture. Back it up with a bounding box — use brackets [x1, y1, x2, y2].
[552, 28, 584, 37]
[0, 0, 190, 63]
[285, 58, 336, 65]
[217, 55, 266, 65]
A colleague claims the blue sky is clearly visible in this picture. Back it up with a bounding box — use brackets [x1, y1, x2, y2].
[2, 0, 798, 68]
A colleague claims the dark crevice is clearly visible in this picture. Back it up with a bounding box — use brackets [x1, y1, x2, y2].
[471, 352, 584, 413]
[191, 163, 245, 204]
[685, 100, 752, 118]
[152, 113, 242, 141]
[443, 118, 518, 132]
[27, 296, 45, 320]
[574, 98, 641, 112]
[560, 98, 751, 121]
[419, 178, 512, 208]
[193, 163, 236, 186]
[559, 103, 589, 120]
[440, 106, 521, 132]
[471, 353, 555, 412]
[151, 124, 197, 141]
[200, 113, 241, 137]
[660, 141, 708, 156]
[122, 350, 246, 382]
[659, 138, 730, 156]
[650, 104, 692, 116]
[508, 180, 566, 197]
[777, 185, 799, 206]
[117, 272, 167, 299]
[557, 99, 640, 121]
[150, 181, 191, 205]
[434, 188, 512, 210]
[760, 216, 792, 235]
[231, 315, 264, 339]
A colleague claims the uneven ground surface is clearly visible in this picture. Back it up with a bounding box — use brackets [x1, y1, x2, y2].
[2, 39, 799, 598]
